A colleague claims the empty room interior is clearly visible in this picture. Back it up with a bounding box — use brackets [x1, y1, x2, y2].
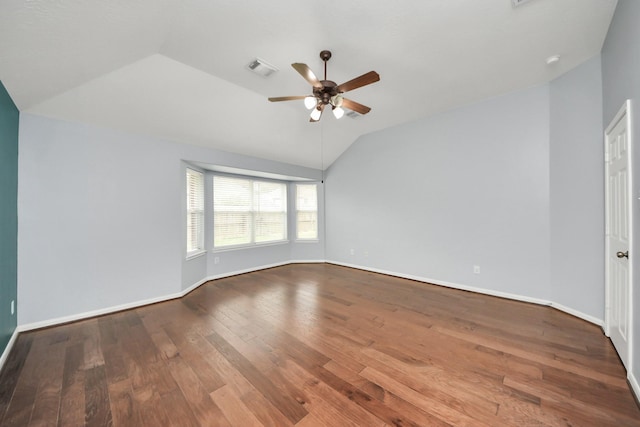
[2, 0, 640, 425]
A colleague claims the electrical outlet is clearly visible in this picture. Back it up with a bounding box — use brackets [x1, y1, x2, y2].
[350, 248, 355, 256]
[473, 265, 480, 274]
[214, 257, 220, 265]
[11, 300, 15, 315]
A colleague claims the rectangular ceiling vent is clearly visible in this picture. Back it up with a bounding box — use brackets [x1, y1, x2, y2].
[512, 0, 534, 6]
[345, 110, 361, 119]
[247, 58, 278, 78]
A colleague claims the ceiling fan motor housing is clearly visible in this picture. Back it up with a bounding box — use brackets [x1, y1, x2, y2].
[315, 80, 339, 105]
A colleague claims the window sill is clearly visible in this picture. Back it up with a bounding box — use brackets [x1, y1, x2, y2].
[212, 240, 289, 253]
[186, 250, 207, 261]
[295, 239, 320, 243]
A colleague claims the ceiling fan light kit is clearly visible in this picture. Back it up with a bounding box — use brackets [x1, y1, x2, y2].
[304, 96, 317, 109]
[332, 106, 345, 119]
[268, 50, 380, 122]
[310, 107, 322, 121]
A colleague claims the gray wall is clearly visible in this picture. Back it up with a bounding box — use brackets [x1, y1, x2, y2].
[549, 56, 604, 318]
[18, 113, 323, 326]
[325, 84, 553, 302]
[0, 81, 19, 355]
[325, 55, 605, 322]
[601, 0, 640, 388]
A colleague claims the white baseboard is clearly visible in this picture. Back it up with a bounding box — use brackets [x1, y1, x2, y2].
[197, 261, 291, 286]
[550, 302, 603, 327]
[181, 277, 212, 296]
[0, 329, 20, 373]
[290, 259, 326, 264]
[629, 371, 640, 405]
[18, 261, 301, 334]
[187, 260, 326, 295]
[326, 260, 604, 327]
[18, 291, 185, 333]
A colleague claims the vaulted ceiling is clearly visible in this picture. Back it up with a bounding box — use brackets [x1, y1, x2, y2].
[0, 0, 617, 169]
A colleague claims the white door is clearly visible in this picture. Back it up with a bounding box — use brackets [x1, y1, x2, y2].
[605, 100, 632, 370]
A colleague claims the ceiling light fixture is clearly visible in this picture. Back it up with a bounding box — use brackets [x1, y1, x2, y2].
[269, 50, 379, 122]
[301, 54, 348, 121]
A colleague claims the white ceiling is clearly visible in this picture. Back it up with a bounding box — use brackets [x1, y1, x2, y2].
[0, 0, 617, 170]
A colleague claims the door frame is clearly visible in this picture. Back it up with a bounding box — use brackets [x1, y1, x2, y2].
[604, 99, 633, 372]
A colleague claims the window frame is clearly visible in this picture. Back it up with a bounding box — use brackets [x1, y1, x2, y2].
[212, 174, 288, 250]
[186, 167, 206, 259]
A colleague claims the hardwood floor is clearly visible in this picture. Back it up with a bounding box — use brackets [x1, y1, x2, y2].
[1, 263, 638, 426]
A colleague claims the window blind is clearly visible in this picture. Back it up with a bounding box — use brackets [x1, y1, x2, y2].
[186, 168, 204, 253]
[253, 180, 287, 243]
[213, 176, 287, 248]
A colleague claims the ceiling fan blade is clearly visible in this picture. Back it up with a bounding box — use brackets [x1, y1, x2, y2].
[292, 63, 322, 88]
[342, 98, 372, 115]
[336, 71, 380, 93]
[268, 96, 307, 102]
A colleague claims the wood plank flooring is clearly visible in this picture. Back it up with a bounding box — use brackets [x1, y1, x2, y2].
[0, 263, 638, 426]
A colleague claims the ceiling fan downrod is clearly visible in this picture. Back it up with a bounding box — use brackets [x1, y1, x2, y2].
[315, 50, 340, 108]
[320, 50, 331, 80]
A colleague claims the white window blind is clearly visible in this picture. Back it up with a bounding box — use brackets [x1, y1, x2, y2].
[254, 180, 287, 243]
[186, 168, 204, 254]
[296, 184, 318, 240]
[214, 176, 287, 248]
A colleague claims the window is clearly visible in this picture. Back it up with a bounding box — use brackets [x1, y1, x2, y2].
[186, 168, 204, 255]
[296, 184, 318, 240]
[213, 175, 287, 248]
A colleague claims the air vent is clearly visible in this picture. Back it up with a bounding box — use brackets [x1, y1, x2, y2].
[512, 0, 534, 6]
[345, 110, 361, 119]
[247, 58, 278, 78]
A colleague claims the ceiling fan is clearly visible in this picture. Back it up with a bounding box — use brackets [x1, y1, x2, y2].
[268, 50, 380, 122]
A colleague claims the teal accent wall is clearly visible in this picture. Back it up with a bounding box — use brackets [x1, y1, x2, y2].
[0, 81, 19, 356]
